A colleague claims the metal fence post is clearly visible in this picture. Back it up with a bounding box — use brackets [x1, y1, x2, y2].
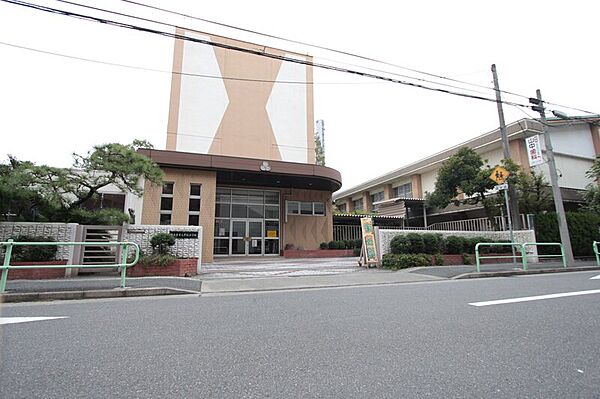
[120, 242, 128, 289]
[475, 243, 481, 273]
[560, 244, 567, 268]
[520, 243, 528, 271]
[1, 239, 14, 293]
[594, 241, 600, 266]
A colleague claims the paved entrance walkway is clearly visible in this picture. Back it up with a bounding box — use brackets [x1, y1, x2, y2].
[200, 257, 365, 279]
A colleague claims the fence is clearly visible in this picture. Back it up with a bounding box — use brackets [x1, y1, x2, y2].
[475, 242, 565, 272]
[1, 240, 140, 293]
[427, 214, 534, 232]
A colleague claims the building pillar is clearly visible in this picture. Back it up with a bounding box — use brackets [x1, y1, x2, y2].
[384, 184, 393, 200]
[411, 174, 423, 198]
[345, 198, 352, 213]
[362, 192, 371, 212]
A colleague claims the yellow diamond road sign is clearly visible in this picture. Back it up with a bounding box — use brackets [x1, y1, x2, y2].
[490, 166, 510, 184]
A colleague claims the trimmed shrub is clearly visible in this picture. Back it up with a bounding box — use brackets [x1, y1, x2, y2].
[433, 254, 444, 266]
[422, 233, 443, 254]
[382, 253, 432, 270]
[10, 235, 58, 262]
[327, 240, 337, 250]
[406, 233, 425, 254]
[390, 235, 410, 254]
[150, 233, 176, 255]
[139, 253, 177, 267]
[445, 236, 469, 254]
[462, 253, 472, 265]
[319, 242, 328, 249]
[535, 212, 600, 256]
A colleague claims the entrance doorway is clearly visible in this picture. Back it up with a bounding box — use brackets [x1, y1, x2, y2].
[214, 188, 280, 257]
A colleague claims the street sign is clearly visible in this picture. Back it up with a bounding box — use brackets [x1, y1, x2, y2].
[494, 183, 508, 191]
[490, 166, 510, 184]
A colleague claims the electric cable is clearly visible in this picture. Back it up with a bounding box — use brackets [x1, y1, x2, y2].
[1, 0, 534, 109]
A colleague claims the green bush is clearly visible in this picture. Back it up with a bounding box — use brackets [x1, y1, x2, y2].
[150, 233, 176, 255]
[10, 235, 58, 262]
[535, 212, 600, 256]
[390, 235, 410, 254]
[462, 253, 472, 265]
[353, 247, 361, 256]
[433, 254, 444, 266]
[382, 253, 432, 270]
[68, 208, 130, 225]
[422, 233, 443, 254]
[445, 236, 468, 254]
[319, 242, 328, 249]
[406, 233, 425, 254]
[139, 253, 177, 267]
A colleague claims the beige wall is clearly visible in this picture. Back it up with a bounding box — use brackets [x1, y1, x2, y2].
[141, 168, 217, 263]
[167, 29, 315, 164]
[283, 188, 333, 250]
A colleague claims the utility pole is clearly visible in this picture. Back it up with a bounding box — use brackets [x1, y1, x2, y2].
[491, 64, 521, 230]
[530, 89, 575, 265]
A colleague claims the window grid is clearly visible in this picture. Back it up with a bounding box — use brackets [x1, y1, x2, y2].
[286, 201, 326, 216]
[160, 182, 174, 225]
[188, 184, 202, 226]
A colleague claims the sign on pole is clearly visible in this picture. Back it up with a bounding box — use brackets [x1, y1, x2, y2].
[359, 217, 379, 268]
[525, 135, 544, 166]
[490, 166, 510, 184]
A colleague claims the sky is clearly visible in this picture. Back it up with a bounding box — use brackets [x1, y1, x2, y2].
[1, 0, 599, 191]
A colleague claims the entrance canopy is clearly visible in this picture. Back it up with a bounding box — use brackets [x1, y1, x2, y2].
[139, 149, 342, 191]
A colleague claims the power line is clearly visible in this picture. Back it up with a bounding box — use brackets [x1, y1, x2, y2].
[52, 0, 497, 98]
[23, 0, 597, 115]
[0, 40, 385, 85]
[3, 0, 534, 110]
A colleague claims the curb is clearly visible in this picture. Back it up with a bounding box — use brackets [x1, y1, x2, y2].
[0, 287, 200, 303]
[453, 266, 600, 279]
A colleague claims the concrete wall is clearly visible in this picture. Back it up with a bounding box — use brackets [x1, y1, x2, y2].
[0, 222, 78, 261]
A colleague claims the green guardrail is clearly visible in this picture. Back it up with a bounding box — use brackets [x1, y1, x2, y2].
[475, 242, 566, 272]
[475, 243, 526, 273]
[0, 240, 140, 293]
[593, 241, 600, 266]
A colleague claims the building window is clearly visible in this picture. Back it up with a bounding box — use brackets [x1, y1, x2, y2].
[352, 198, 363, 211]
[337, 203, 347, 213]
[393, 183, 412, 199]
[370, 191, 384, 211]
[160, 182, 174, 225]
[286, 201, 326, 216]
[188, 183, 201, 226]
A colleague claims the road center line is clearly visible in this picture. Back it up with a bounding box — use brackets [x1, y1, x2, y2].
[469, 289, 600, 307]
[0, 317, 68, 325]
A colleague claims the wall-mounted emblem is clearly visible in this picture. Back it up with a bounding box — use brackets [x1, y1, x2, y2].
[260, 161, 271, 172]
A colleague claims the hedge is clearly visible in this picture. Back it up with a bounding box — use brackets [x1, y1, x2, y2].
[10, 235, 58, 262]
[535, 212, 600, 257]
[382, 253, 432, 269]
[390, 234, 511, 255]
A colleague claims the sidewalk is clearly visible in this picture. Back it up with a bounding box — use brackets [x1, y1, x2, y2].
[1, 257, 599, 302]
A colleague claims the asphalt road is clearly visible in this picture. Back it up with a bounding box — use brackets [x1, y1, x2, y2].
[2, 271, 600, 398]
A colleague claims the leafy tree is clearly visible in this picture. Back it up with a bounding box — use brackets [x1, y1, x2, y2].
[1, 140, 163, 224]
[581, 156, 600, 213]
[426, 147, 496, 210]
[515, 168, 553, 214]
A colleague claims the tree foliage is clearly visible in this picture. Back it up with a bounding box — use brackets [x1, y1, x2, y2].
[581, 156, 600, 213]
[0, 140, 163, 224]
[426, 147, 496, 210]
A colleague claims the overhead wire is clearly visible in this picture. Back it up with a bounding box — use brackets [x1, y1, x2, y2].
[0, 40, 386, 85]
[52, 0, 498, 98]
[2, 0, 534, 110]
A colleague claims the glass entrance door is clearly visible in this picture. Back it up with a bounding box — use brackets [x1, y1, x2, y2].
[248, 220, 263, 255]
[231, 220, 247, 255]
[230, 220, 264, 255]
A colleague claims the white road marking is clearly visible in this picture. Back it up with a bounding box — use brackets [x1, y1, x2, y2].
[590, 274, 600, 280]
[469, 289, 600, 307]
[0, 317, 68, 325]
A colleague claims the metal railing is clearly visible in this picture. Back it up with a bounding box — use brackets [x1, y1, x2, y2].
[0, 240, 140, 293]
[475, 242, 565, 272]
[427, 214, 533, 232]
[594, 241, 599, 266]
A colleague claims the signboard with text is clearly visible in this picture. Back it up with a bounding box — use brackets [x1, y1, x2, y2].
[525, 135, 544, 166]
[360, 217, 379, 267]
